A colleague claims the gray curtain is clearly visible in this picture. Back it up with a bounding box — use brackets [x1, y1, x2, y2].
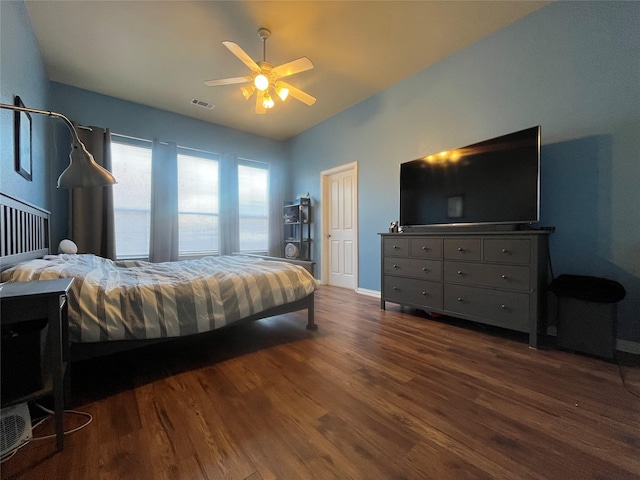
[219, 153, 239, 256]
[268, 159, 285, 257]
[69, 125, 116, 259]
[149, 139, 179, 262]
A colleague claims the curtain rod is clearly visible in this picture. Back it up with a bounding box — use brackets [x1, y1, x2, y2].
[111, 132, 222, 157]
[110, 133, 266, 166]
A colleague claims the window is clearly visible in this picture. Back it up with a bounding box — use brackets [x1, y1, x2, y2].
[111, 136, 271, 259]
[111, 139, 152, 258]
[177, 151, 219, 256]
[238, 161, 269, 252]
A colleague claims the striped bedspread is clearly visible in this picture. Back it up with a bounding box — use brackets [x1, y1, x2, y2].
[1, 254, 318, 343]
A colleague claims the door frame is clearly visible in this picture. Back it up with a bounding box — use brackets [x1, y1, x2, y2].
[320, 161, 359, 288]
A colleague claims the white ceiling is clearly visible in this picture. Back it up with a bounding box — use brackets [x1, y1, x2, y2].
[25, 1, 548, 141]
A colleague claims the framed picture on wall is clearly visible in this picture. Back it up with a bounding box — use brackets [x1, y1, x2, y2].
[14, 95, 32, 181]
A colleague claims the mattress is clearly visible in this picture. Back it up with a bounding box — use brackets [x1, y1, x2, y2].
[1, 254, 318, 343]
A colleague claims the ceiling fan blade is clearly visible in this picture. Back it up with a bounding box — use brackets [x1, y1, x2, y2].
[222, 41, 260, 72]
[255, 90, 266, 114]
[204, 76, 250, 87]
[279, 81, 316, 106]
[272, 57, 314, 78]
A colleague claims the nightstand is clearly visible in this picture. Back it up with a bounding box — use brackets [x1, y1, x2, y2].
[0, 278, 74, 451]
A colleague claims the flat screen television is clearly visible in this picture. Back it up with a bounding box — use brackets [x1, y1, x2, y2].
[400, 126, 540, 229]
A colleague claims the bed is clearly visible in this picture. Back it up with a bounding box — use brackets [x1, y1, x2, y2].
[0, 193, 318, 360]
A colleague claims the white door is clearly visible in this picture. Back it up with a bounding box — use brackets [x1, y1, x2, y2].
[321, 162, 358, 289]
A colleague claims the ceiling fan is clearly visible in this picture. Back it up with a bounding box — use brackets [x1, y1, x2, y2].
[204, 28, 316, 114]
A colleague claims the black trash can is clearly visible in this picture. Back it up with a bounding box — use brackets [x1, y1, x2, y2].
[550, 275, 626, 359]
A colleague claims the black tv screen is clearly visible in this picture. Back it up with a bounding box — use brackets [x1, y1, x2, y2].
[400, 126, 540, 228]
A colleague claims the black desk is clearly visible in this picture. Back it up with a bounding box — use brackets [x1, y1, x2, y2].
[0, 278, 74, 451]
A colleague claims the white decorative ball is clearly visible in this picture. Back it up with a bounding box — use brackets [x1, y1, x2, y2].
[59, 239, 78, 254]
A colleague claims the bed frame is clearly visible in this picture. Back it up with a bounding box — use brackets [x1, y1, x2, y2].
[1, 193, 316, 361]
[0, 193, 50, 270]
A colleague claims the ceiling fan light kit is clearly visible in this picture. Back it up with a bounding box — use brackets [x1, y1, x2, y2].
[276, 85, 289, 101]
[254, 73, 269, 91]
[263, 93, 275, 109]
[241, 85, 255, 100]
[204, 27, 315, 114]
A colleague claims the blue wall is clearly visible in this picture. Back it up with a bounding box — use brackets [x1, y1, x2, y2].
[290, 2, 640, 342]
[0, 0, 50, 209]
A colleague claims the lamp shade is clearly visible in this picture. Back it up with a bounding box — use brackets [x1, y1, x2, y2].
[276, 85, 289, 102]
[262, 93, 275, 109]
[0, 102, 117, 188]
[241, 85, 256, 100]
[57, 141, 117, 188]
[254, 74, 269, 91]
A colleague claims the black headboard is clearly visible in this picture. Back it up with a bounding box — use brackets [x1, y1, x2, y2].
[0, 193, 50, 270]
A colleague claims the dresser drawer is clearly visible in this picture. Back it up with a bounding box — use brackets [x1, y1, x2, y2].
[384, 257, 442, 281]
[384, 276, 443, 309]
[383, 237, 410, 257]
[410, 238, 443, 259]
[444, 284, 529, 330]
[443, 261, 530, 292]
[444, 238, 481, 261]
[483, 239, 531, 265]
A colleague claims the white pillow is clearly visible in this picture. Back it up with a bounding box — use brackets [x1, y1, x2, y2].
[58, 239, 78, 254]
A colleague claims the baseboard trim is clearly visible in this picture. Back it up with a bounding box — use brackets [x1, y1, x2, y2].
[351, 290, 640, 353]
[356, 288, 380, 298]
[547, 326, 640, 354]
[616, 339, 640, 355]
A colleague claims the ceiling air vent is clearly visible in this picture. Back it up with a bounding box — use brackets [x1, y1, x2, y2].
[191, 98, 215, 110]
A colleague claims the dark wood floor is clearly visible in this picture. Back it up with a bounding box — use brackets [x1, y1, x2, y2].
[2, 286, 639, 480]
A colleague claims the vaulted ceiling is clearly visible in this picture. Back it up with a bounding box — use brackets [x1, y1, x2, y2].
[25, 1, 547, 141]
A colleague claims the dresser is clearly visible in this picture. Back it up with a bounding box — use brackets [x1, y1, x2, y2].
[380, 231, 550, 348]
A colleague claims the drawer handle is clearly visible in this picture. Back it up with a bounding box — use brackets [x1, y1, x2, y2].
[393, 245, 399, 250]
[457, 247, 463, 252]
[422, 267, 428, 272]
[502, 248, 508, 253]
[457, 297, 463, 302]
[422, 246, 428, 251]
[501, 274, 508, 279]
[501, 304, 507, 309]
[457, 270, 463, 275]
[422, 291, 427, 296]
[393, 264, 399, 269]
[393, 286, 399, 291]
